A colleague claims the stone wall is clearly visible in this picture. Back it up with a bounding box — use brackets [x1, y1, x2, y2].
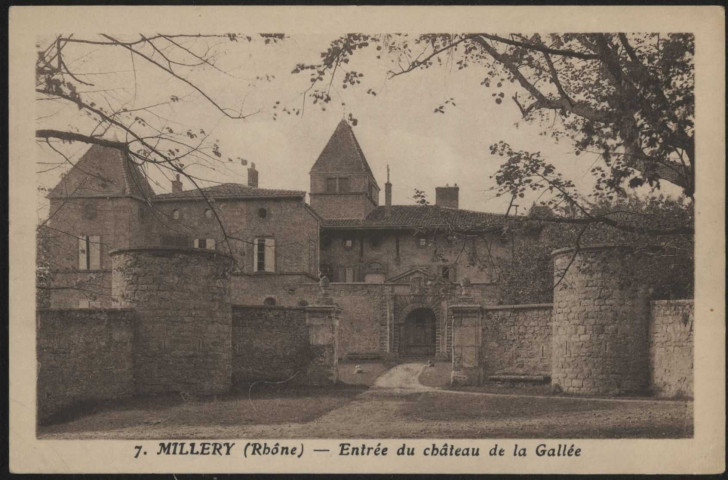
[231, 306, 311, 383]
[551, 245, 651, 395]
[231, 280, 384, 359]
[320, 229, 508, 289]
[649, 299, 694, 398]
[481, 304, 552, 377]
[151, 197, 320, 277]
[230, 273, 318, 307]
[327, 283, 387, 356]
[45, 196, 151, 308]
[111, 247, 233, 395]
[37, 308, 135, 423]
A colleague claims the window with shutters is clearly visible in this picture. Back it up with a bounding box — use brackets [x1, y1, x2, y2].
[337, 265, 357, 283]
[78, 235, 101, 270]
[253, 237, 275, 273]
[193, 238, 216, 250]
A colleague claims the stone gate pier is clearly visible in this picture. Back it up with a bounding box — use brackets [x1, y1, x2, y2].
[303, 278, 341, 385]
[450, 281, 483, 386]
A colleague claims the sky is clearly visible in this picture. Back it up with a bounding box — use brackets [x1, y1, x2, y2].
[35, 33, 683, 219]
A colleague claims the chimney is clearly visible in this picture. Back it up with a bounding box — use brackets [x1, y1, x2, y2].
[385, 165, 392, 218]
[247, 162, 259, 188]
[171, 174, 183, 193]
[435, 184, 459, 209]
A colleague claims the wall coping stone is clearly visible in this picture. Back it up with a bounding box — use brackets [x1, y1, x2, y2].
[651, 299, 694, 306]
[551, 243, 639, 258]
[109, 246, 233, 260]
[232, 305, 306, 311]
[306, 304, 343, 312]
[37, 308, 135, 313]
[482, 303, 553, 311]
[450, 303, 482, 311]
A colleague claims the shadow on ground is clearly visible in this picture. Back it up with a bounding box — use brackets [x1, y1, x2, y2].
[38, 361, 693, 439]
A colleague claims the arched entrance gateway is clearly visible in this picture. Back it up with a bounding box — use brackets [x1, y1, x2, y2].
[399, 308, 437, 357]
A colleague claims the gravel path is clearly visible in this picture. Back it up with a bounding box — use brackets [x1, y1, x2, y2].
[371, 363, 433, 391]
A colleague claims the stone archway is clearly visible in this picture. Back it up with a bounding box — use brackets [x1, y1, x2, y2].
[399, 307, 437, 357]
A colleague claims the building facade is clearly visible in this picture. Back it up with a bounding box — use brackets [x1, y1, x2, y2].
[40, 120, 541, 360]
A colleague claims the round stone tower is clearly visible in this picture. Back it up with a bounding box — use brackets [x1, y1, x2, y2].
[111, 247, 233, 395]
[551, 245, 651, 395]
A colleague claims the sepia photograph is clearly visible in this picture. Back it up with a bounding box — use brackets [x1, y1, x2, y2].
[9, 5, 725, 475]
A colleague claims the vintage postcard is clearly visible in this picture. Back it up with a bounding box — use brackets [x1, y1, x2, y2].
[8, 5, 725, 474]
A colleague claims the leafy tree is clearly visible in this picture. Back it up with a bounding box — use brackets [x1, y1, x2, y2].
[292, 33, 695, 300]
[35, 33, 288, 261]
[294, 33, 694, 222]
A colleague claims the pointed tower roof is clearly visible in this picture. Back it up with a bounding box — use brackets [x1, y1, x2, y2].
[310, 120, 379, 188]
[49, 144, 155, 200]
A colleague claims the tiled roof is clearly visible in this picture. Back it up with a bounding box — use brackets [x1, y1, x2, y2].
[48, 145, 155, 200]
[154, 182, 306, 201]
[310, 120, 379, 188]
[322, 205, 509, 231]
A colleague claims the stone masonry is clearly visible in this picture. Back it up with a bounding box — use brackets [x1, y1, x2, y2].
[111, 247, 234, 395]
[481, 304, 552, 377]
[36, 308, 135, 423]
[551, 245, 651, 395]
[231, 305, 311, 384]
[650, 299, 694, 398]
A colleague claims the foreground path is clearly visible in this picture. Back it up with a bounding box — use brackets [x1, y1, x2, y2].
[371, 363, 433, 391]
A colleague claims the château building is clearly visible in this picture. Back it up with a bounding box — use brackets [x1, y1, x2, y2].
[40, 120, 542, 359]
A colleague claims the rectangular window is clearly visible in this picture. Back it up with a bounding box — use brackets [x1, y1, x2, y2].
[336, 266, 357, 283]
[253, 238, 275, 272]
[338, 177, 350, 193]
[78, 235, 101, 270]
[326, 178, 338, 193]
[193, 238, 216, 250]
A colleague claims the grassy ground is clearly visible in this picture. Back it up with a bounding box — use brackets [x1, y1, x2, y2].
[38, 388, 693, 439]
[38, 362, 693, 439]
[39, 384, 366, 436]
